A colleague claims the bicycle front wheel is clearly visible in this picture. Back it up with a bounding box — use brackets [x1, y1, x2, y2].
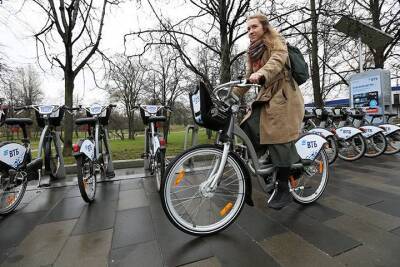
[0, 170, 27, 215]
[45, 137, 62, 179]
[384, 131, 400, 155]
[161, 145, 246, 236]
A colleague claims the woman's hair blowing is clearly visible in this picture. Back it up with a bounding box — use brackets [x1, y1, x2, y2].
[247, 12, 285, 50]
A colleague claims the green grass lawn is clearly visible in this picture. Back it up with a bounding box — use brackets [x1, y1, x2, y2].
[9, 127, 215, 165]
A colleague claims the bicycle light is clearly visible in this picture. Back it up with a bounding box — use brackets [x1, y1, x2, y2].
[72, 143, 80, 153]
[159, 137, 166, 146]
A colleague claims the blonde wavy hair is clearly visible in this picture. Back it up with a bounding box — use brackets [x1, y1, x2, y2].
[247, 12, 285, 51]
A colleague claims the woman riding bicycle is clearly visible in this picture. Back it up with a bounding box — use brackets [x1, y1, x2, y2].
[234, 12, 305, 209]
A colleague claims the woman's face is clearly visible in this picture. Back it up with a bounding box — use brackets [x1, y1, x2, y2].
[247, 18, 264, 43]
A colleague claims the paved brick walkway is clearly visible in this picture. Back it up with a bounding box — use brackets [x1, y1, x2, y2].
[1, 155, 400, 267]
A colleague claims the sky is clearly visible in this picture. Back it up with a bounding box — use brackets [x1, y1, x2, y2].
[0, 0, 207, 105]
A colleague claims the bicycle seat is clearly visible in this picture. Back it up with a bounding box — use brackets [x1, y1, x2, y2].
[5, 118, 33, 126]
[348, 114, 364, 120]
[148, 116, 167, 123]
[303, 114, 315, 122]
[370, 114, 383, 118]
[75, 117, 97, 126]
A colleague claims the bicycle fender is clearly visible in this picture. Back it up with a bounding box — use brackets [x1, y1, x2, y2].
[359, 125, 384, 138]
[80, 139, 95, 160]
[335, 127, 363, 140]
[230, 151, 254, 207]
[0, 143, 27, 169]
[308, 128, 334, 138]
[379, 124, 400, 136]
[295, 134, 327, 161]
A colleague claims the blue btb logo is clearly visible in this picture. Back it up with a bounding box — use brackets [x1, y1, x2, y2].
[307, 141, 317, 148]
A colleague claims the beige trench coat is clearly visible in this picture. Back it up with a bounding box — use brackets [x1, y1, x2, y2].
[235, 37, 305, 144]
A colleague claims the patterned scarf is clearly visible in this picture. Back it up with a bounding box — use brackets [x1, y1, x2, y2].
[248, 39, 266, 62]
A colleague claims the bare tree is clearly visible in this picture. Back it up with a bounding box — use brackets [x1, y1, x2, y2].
[15, 65, 43, 106]
[106, 54, 146, 139]
[31, 0, 120, 155]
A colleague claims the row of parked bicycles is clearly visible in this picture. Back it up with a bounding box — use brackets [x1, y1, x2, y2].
[0, 103, 169, 214]
[303, 106, 400, 164]
[1, 79, 399, 237]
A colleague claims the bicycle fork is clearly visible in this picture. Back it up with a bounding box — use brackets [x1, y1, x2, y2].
[201, 142, 230, 192]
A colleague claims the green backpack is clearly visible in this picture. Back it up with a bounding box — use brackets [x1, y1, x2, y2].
[286, 43, 310, 86]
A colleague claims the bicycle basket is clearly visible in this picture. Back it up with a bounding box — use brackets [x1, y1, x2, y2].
[35, 108, 65, 128]
[86, 107, 112, 125]
[139, 105, 162, 125]
[189, 81, 230, 131]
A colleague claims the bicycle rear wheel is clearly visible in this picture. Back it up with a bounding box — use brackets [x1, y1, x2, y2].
[365, 132, 387, 158]
[161, 145, 246, 236]
[76, 156, 97, 203]
[384, 131, 400, 155]
[0, 170, 27, 215]
[324, 136, 338, 164]
[291, 149, 329, 204]
[45, 137, 62, 179]
[155, 149, 165, 192]
[337, 133, 366, 161]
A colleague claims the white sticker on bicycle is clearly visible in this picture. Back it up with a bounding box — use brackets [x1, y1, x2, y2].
[191, 92, 201, 113]
[0, 143, 27, 169]
[89, 104, 102, 115]
[360, 125, 384, 138]
[335, 127, 363, 140]
[295, 134, 326, 160]
[153, 138, 160, 152]
[39, 105, 55, 115]
[379, 124, 400, 136]
[80, 140, 95, 160]
[308, 128, 334, 138]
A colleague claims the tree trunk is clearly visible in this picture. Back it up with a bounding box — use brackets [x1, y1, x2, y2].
[128, 112, 135, 140]
[64, 72, 74, 156]
[219, 0, 231, 83]
[310, 0, 323, 107]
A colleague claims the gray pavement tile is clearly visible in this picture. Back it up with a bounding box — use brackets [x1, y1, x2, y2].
[21, 187, 68, 213]
[0, 211, 46, 252]
[95, 182, 120, 202]
[325, 215, 400, 266]
[109, 240, 163, 267]
[42, 196, 86, 223]
[178, 257, 222, 267]
[368, 199, 400, 218]
[20, 189, 42, 204]
[320, 196, 400, 231]
[117, 189, 149, 211]
[72, 200, 117, 235]
[236, 206, 287, 242]
[143, 177, 158, 194]
[120, 178, 143, 191]
[346, 177, 400, 197]
[260, 231, 344, 267]
[289, 201, 343, 222]
[2, 220, 76, 267]
[334, 245, 393, 267]
[54, 229, 113, 267]
[325, 183, 382, 206]
[64, 187, 82, 198]
[0, 247, 15, 265]
[152, 214, 213, 267]
[205, 224, 280, 267]
[252, 190, 360, 257]
[112, 207, 156, 249]
[390, 226, 400, 236]
[147, 192, 165, 220]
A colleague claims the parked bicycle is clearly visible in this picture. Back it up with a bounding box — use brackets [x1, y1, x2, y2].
[16, 105, 66, 184]
[160, 80, 329, 236]
[135, 105, 169, 192]
[70, 104, 116, 203]
[0, 108, 42, 215]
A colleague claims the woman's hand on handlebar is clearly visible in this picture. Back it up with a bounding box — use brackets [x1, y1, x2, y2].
[248, 73, 266, 85]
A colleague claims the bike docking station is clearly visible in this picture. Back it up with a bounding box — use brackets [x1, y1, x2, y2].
[183, 124, 199, 150]
[335, 16, 394, 119]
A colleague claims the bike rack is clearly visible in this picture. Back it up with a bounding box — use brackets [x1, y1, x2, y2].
[183, 124, 199, 150]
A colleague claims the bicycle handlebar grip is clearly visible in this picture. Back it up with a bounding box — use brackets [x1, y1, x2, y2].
[245, 75, 266, 85]
[133, 106, 139, 109]
[109, 104, 117, 108]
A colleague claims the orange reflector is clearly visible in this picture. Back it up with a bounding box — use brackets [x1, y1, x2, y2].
[319, 161, 323, 173]
[174, 169, 185, 186]
[219, 202, 233, 217]
[289, 175, 297, 188]
[6, 195, 15, 205]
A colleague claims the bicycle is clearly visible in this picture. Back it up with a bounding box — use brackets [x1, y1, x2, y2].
[338, 107, 387, 158]
[16, 105, 66, 184]
[366, 113, 400, 155]
[71, 104, 116, 203]
[135, 105, 169, 192]
[160, 80, 329, 236]
[301, 109, 339, 164]
[0, 108, 42, 215]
